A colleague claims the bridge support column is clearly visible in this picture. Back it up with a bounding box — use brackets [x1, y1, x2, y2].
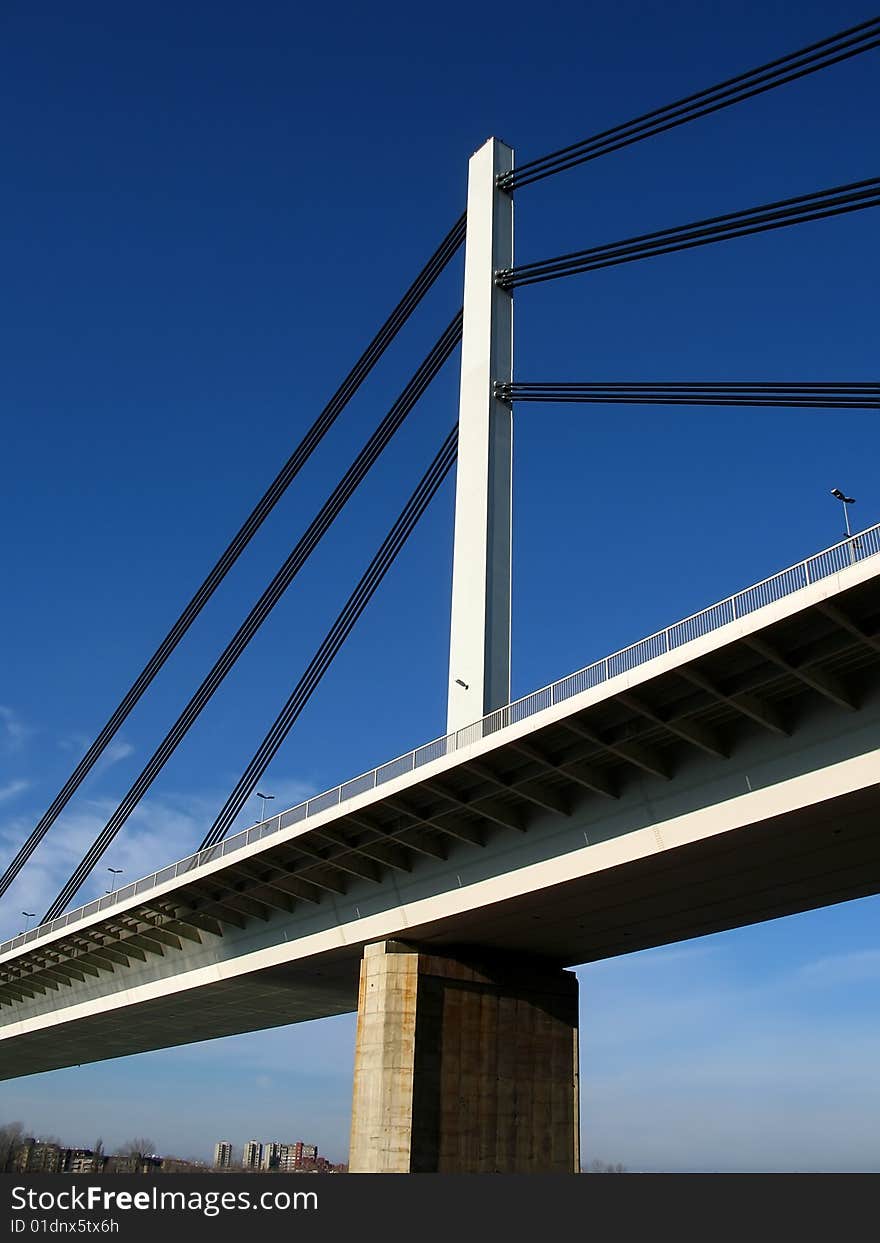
[348, 941, 579, 1173]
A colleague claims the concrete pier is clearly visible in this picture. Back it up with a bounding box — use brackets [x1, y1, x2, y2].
[348, 940, 579, 1173]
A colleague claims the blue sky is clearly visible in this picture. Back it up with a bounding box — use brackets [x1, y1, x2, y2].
[1, 0, 878, 1169]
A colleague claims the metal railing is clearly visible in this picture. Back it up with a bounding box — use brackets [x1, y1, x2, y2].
[2, 523, 877, 960]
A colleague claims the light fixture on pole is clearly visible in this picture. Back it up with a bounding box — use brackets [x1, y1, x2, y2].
[831, 487, 856, 537]
[257, 791, 275, 824]
[22, 911, 35, 932]
[107, 867, 123, 895]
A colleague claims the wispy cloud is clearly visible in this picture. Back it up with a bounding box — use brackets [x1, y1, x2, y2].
[0, 705, 33, 752]
[0, 795, 204, 939]
[57, 733, 134, 766]
[0, 779, 30, 805]
[0, 775, 316, 941]
[58, 731, 90, 754]
[794, 949, 880, 987]
[103, 740, 134, 766]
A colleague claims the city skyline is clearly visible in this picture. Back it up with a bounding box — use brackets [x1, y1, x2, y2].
[230, 1139, 321, 1172]
[2, 1122, 340, 1173]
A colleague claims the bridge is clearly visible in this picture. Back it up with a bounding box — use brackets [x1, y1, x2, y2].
[1, 16, 879, 1174]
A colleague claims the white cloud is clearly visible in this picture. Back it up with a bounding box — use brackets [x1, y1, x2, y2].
[58, 731, 91, 754]
[104, 741, 135, 765]
[0, 795, 208, 939]
[794, 948, 880, 986]
[0, 779, 30, 805]
[0, 775, 316, 941]
[0, 705, 33, 752]
[56, 733, 134, 767]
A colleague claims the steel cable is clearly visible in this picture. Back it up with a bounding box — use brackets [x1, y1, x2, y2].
[0, 213, 465, 905]
[43, 316, 463, 919]
[504, 16, 880, 190]
[497, 177, 880, 288]
[499, 382, 880, 408]
[200, 426, 458, 850]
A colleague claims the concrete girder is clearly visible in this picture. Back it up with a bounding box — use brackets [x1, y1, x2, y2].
[417, 780, 524, 835]
[102, 922, 167, 956]
[389, 797, 489, 845]
[138, 904, 224, 939]
[65, 943, 118, 973]
[275, 839, 381, 887]
[616, 691, 728, 758]
[184, 882, 272, 923]
[150, 918, 201, 945]
[169, 896, 247, 931]
[563, 718, 671, 779]
[340, 812, 448, 862]
[223, 861, 322, 906]
[817, 601, 880, 655]
[677, 666, 789, 736]
[385, 791, 490, 846]
[261, 849, 347, 896]
[25, 967, 69, 990]
[218, 865, 299, 912]
[8, 968, 59, 992]
[465, 758, 573, 816]
[86, 942, 133, 967]
[510, 739, 619, 800]
[309, 826, 413, 874]
[0, 973, 44, 997]
[745, 636, 857, 710]
[125, 922, 183, 952]
[38, 956, 87, 982]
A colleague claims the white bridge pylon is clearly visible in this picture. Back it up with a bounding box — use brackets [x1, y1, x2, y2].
[447, 137, 514, 732]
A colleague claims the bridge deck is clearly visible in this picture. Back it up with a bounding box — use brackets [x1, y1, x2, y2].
[2, 539, 880, 1078]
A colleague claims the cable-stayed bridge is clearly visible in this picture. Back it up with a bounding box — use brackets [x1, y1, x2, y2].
[1, 15, 879, 1173]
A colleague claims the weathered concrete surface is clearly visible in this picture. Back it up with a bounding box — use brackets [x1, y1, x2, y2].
[349, 941, 579, 1173]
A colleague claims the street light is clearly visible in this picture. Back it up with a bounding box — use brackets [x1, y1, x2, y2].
[22, 911, 35, 932]
[256, 792, 275, 824]
[831, 487, 856, 537]
[106, 867, 123, 895]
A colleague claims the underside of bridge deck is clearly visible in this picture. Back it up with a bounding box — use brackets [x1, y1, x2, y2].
[1, 571, 879, 1080]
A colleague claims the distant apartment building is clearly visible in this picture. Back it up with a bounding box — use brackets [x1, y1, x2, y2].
[12, 1139, 64, 1174]
[213, 1141, 233, 1171]
[105, 1154, 144, 1174]
[260, 1142, 281, 1172]
[11, 1141, 105, 1174]
[274, 1141, 320, 1172]
[66, 1149, 99, 1174]
[242, 1140, 262, 1172]
[277, 1143, 298, 1172]
[104, 1152, 162, 1174]
[6, 1138, 207, 1176]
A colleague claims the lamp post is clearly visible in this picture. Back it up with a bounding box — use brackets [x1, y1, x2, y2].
[831, 488, 858, 563]
[257, 792, 275, 824]
[107, 867, 123, 895]
[831, 487, 856, 537]
[22, 911, 35, 932]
